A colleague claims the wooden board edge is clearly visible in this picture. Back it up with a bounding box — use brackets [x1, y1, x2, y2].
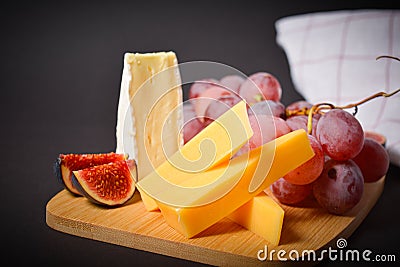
[45, 176, 385, 267]
[46, 195, 263, 267]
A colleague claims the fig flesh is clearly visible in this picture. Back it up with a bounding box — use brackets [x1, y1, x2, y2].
[54, 152, 127, 195]
[72, 160, 137, 206]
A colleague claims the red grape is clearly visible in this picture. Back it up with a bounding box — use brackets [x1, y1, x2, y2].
[353, 138, 389, 182]
[274, 117, 294, 137]
[189, 78, 219, 99]
[270, 178, 313, 205]
[182, 102, 204, 143]
[239, 72, 282, 104]
[364, 131, 386, 146]
[203, 94, 242, 126]
[313, 159, 364, 215]
[192, 86, 233, 120]
[286, 115, 319, 136]
[315, 109, 364, 161]
[244, 114, 291, 151]
[248, 100, 286, 119]
[220, 75, 245, 93]
[183, 101, 194, 115]
[286, 100, 312, 114]
[284, 135, 324, 185]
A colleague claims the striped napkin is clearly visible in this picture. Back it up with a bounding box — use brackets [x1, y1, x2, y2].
[276, 10, 400, 166]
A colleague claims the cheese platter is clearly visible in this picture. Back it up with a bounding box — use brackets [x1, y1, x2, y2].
[47, 51, 394, 266]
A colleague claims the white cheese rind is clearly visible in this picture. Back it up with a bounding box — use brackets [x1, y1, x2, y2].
[116, 56, 137, 160]
[115, 52, 183, 180]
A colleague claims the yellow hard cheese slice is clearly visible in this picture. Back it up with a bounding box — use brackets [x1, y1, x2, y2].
[115, 52, 184, 211]
[170, 100, 252, 172]
[227, 192, 284, 245]
[139, 100, 253, 210]
[141, 129, 314, 238]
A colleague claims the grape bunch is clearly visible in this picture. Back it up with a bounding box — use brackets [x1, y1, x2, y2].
[183, 72, 390, 215]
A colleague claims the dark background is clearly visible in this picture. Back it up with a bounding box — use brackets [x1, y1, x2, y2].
[1, 1, 399, 266]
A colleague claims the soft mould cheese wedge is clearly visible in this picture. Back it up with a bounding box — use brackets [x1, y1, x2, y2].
[115, 52, 183, 211]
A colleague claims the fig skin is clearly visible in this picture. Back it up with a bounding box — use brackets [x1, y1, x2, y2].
[54, 152, 128, 196]
[72, 160, 137, 207]
[54, 157, 82, 195]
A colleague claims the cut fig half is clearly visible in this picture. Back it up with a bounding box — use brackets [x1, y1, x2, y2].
[54, 152, 127, 195]
[72, 160, 137, 206]
[364, 131, 386, 147]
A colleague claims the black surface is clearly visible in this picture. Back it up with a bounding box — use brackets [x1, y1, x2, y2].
[1, 1, 399, 266]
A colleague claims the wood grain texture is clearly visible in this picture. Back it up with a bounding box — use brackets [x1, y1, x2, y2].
[46, 177, 385, 266]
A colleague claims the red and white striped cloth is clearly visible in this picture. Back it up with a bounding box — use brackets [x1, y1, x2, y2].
[276, 10, 400, 166]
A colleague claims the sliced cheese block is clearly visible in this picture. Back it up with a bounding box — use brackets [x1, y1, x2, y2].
[150, 129, 313, 238]
[227, 192, 284, 245]
[160, 100, 252, 174]
[115, 52, 183, 211]
[138, 100, 253, 210]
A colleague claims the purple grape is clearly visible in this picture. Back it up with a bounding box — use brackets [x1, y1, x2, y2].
[192, 86, 233, 120]
[283, 135, 324, 185]
[220, 75, 245, 93]
[248, 100, 286, 119]
[246, 114, 291, 150]
[203, 94, 242, 126]
[182, 102, 204, 143]
[353, 138, 389, 182]
[286, 100, 312, 114]
[313, 159, 364, 215]
[286, 115, 319, 136]
[189, 78, 219, 99]
[271, 178, 313, 205]
[238, 72, 282, 104]
[315, 109, 364, 161]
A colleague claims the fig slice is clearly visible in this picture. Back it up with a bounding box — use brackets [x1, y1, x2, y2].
[71, 160, 137, 206]
[54, 152, 127, 195]
[364, 131, 386, 147]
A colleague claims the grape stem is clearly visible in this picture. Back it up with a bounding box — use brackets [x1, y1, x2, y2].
[286, 55, 400, 134]
[376, 55, 400, 62]
[304, 88, 400, 134]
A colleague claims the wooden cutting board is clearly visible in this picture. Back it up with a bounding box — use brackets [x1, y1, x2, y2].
[46, 177, 384, 266]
